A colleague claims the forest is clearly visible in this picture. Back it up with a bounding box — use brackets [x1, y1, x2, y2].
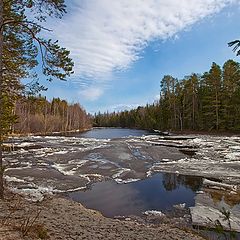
[94, 59, 240, 132]
[13, 96, 91, 134]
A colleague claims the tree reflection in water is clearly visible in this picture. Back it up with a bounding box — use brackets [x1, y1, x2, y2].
[162, 173, 203, 192]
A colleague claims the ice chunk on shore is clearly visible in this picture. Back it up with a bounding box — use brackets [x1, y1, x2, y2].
[11, 185, 54, 202]
[143, 210, 165, 217]
[203, 179, 237, 192]
[190, 204, 240, 232]
[173, 203, 186, 209]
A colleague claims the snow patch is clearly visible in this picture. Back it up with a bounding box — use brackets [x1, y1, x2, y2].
[112, 168, 131, 179]
[225, 152, 240, 161]
[114, 178, 140, 184]
[11, 185, 54, 202]
[143, 210, 165, 217]
[54, 150, 69, 155]
[4, 175, 25, 183]
[173, 203, 186, 209]
[15, 142, 35, 147]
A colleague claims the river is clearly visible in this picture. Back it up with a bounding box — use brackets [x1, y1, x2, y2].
[65, 128, 201, 217]
[3, 128, 240, 233]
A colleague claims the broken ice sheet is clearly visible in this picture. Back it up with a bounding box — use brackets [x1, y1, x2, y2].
[3, 133, 240, 214]
[190, 184, 240, 232]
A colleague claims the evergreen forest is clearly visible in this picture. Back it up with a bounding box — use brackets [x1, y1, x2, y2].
[94, 60, 240, 132]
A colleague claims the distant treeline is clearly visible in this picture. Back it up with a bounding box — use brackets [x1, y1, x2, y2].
[13, 96, 91, 134]
[94, 59, 240, 131]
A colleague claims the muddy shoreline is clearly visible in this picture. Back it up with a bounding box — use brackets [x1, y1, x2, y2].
[0, 190, 204, 240]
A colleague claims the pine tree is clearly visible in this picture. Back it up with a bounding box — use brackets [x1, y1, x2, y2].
[0, 0, 74, 199]
[222, 60, 240, 129]
[94, 60, 240, 133]
[160, 75, 178, 130]
[182, 74, 200, 130]
[228, 40, 240, 56]
[201, 63, 222, 130]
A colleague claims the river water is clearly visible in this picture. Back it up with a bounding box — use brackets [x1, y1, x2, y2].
[69, 173, 202, 217]
[67, 128, 202, 217]
[4, 128, 240, 233]
[68, 127, 150, 139]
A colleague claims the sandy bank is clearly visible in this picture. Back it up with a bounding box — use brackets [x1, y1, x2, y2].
[0, 191, 204, 240]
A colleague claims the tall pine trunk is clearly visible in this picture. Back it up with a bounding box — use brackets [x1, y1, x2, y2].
[0, 0, 4, 199]
[216, 92, 219, 130]
[192, 93, 195, 130]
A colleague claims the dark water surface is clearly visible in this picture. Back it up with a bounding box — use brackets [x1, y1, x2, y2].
[69, 128, 150, 139]
[67, 128, 203, 217]
[69, 173, 202, 217]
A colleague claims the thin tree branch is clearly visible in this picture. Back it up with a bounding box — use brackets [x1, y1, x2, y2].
[1, 19, 52, 31]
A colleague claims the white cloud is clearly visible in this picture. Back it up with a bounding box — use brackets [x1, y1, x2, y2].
[110, 103, 142, 112]
[79, 87, 104, 101]
[49, 0, 239, 100]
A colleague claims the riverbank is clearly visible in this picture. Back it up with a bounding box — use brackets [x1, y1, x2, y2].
[0, 190, 204, 240]
[8, 127, 92, 138]
[171, 130, 240, 137]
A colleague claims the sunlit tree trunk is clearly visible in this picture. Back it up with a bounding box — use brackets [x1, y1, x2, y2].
[44, 97, 47, 133]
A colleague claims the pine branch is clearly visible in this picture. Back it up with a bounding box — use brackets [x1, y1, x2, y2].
[0, 19, 52, 31]
[228, 40, 240, 56]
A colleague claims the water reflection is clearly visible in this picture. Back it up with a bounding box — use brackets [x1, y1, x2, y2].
[68, 128, 150, 139]
[162, 174, 202, 192]
[69, 173, 203, 217]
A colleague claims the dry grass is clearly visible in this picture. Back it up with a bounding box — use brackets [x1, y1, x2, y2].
[0, 190, 49, 239]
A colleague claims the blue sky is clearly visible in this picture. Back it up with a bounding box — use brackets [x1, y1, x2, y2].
[39, 0, 240, 114]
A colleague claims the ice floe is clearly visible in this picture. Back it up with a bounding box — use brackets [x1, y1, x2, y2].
[10, 185, 54, 202]
[52, 160, 89, 176]
[4, 175, 25, 183]
[203, 179, 237, 192]
[3, 133, 240, 213]
[191, 204, 240, 232]
[54, 150, 69, 155]
[114, 178, 141, 184]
